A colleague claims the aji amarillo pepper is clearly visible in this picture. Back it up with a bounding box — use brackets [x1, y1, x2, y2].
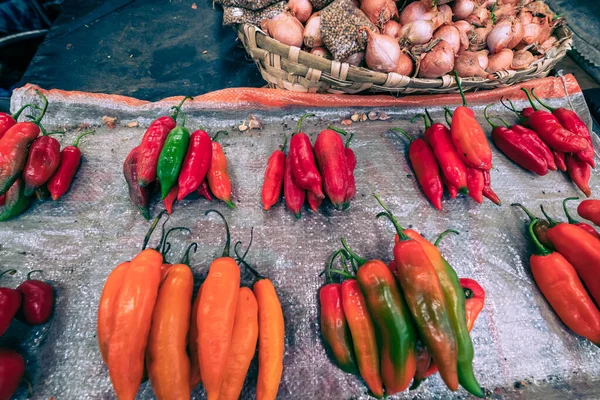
[315, 128, 348, 210]
[415, 111, 468, 193]
[47, 131, 94, 201]
[0, 348, 25, 400]
[98, 262, 130, 363]
[0, 270, 20, 337]
[375, 196, 458, 392]
[449, 73, 492, 170]
[565, 154, 591, 197]
[578, 199, 600, 226]
[342, 239, 417, 395]
[123, 146, 152, 219]
[137, 96, 191, 187]
[146, 244, 196, 400]
[219, 287, 259, 400]
[177, 129, 212, 201]
[0, 178, 31, 222]
[466, 167, 484, 204]
[393, 128, 443, 210]
[284, 153, 305, 218]
[22, 131, 64, 196]
[189, 285, 203, 389]
[511, 203, 553, 249]
[290, 114, 324, 199]
[207, 131, 235, 208]
[197, 210, 240, 400]
[262, 135, 287, 211]
[157, 107, 190, 199]
[527, 219, 600, 345]
[562, 198, 600, 239]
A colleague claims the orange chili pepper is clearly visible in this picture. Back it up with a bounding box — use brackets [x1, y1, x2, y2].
[189, 285, 203, 390]
[146, 244, 196, 400]
[198, 210, 240, 400]
[219, 287, 259, 400]
[207, 131, 234, 208]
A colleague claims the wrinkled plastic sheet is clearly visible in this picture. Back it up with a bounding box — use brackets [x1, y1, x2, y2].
[2, 83, 600, 400]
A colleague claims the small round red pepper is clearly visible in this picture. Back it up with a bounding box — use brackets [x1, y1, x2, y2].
[177, 129, 212, 201]
[262, 135, 287, 211]
[47, 131, 93, 201]
[22, 131, 64, 197]
[290, 114, 324, 199]
[0, 348, 25, 400]
[0, 270, 21, 337]
[17, 270, 54, 325]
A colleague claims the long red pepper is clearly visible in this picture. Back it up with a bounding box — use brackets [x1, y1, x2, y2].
[417, 111, 468, 193]
[47, 131, 94, 201]
[482, 170, 500, 206]
[510, 124, 557, 171]
[307, 191, 323, 212]
[0, 348, 25, 400]
[22, 131, 64, 196]
[206, 131, 235, 208]
[565, 154, 592, 197]
[177, 129, 212, 201]
[123, 146, 152, 219]
[442, 175, 458, 199]
[163, 183, 178, 215]
[561, 198, 600, 239]
[137, 96, 191, 187]
[197, 179, 212, 201]
[553, 151, 567, 172]
[314, 129, 348, 210]
[290, 114, 324, 199]
[262, 135, 287, 211]
[0, 270, 21, 337]
[344, 133, 357, 204]
[531, 88, 595, 168]
[283, 154, 305, 218]
[394, 128, 443, 210]
[466, 167, 484, 204]
[578, 199, 600, 226]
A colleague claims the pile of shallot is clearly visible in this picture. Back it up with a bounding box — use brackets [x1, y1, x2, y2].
[260, 0, 562, 79]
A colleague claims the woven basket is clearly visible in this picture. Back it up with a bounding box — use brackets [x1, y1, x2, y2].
[237, 23, 573, 95]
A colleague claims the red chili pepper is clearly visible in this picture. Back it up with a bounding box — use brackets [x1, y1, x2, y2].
[123, 146, 152, 219]
[344, 134, 357, 204]
[562, 198, 600, 239]
[448, 73, 492, 170]
[442, 175, 458, 199]
[482, 170, 501, 206]
[17, 270, 54, 325]
[0, 194, 4, 207]
[262, 136, 287, 211]
[500, 97, 534, 126]
[290, 114, 324, 199]
[0, 103, 39, 139]
[207, 131, 235, 208]
[0, 348, 25, 400]
[137, 97, 191, 187]
[466, 167, 484, 204]
[578, 199, 600, 226]
[394, 128, 443, 210]
[0, 120, 42, 195]
[531, 88, 595, 168]
[520, 89, 588, 153]
[196, 179, 212, 201]
[284, 154, 305, 219]
[163, 183, 178, 215]
[416, 111, 468, 193]
[46, 131, 93, 201]
[315, 129, 348, 210]
[512, 203, 554, 250]
[177, 129, 212, 201]
[566, 154, 591, 197]
[484, 106, 548, 176]
[22, 132, 63, 197]
[307, 191, 323, 212]
[0, 270, 21, 337]
[510, 124, 557, 171]
[553, 150, 567, 172]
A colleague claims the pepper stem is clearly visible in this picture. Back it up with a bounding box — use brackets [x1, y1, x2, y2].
[213, 130, 229, 142]
[529, 219, 551, 256]
[33, 90, 49, 125]
[539, 204, 559, 227]
[425, 109, 435, 126]
[12, 104, 40, 120]
[453, 71, 468, 107]
[27, 270, 44, 280]
[434, 229, 459, 247]
[411, 113, 431, 129]
[158, 227, 191, 255]
[340, 237, 367, 267]
[327, 126, 348, 136]
[236, 227, 254, 266]
[444, 107, 453, 126]
[297, 113, 315, 133]
[181, 243, 198, 265]
[171, 96, 193, 122]
[373, 193, 410, 241]
[464, 287, 474, 299]
[142, 210, 168, 250]
[389, 127, 413, 143]
[233, 236, 265, 280]
[281, 134, 288, 151]
[73, 130, 94, 147]
[345, 133, 354, 148]
[562, 197, 581, 224]
[0, 269, 17, 279]
[511, 203, 537, 222]
[521, 88, 538, 111]
[205, 209, 231, 257]
[323, 249, 344, 282]
[530, 88, 556, 112]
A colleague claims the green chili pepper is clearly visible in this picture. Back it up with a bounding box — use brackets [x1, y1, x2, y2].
[0, 178, 32, 221]
[157, 107, 190, 199]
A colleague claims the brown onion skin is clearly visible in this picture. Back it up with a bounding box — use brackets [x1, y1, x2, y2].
[383, 20, 402, 40]
[303, 12, 323, 48]
[361, 0, 398, 27]
[287, 0, 313, 23]
[362, 27, 402, 72]
[310, 47, 332, 58]
[506, 18, 524, 49]
[511, 50, 535, 70]
[487, 18, 513, 54]
[452, 0, 476, 20]
[400, 1, 437, 25]
[486, 48, 513, 73]
[399, 20, 435, 46]
[433, 4, 453, 29]
[476, 49, 489, 70]
[262, 13, 304, 47]
[418, 39, 455, 78]
[455, 51, 490, 78]
[433, 24, 461, 54]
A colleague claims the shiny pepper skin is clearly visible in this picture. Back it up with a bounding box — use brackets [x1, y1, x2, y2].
[578, 199, 600, 226]
[0, 178, 32, 222]
[177, 130, 212, 201]
[0, 348, 25, 400]
[47, 131, 93, 201]
[566, 154, 591, 197]
[0, 104, 38, 139]
[562, 198, 600, 240]
[553, 151, 567, 172]
[0, 122, 41, 194]
[511, 124, 556, 171]
[290, 134, 324, 199]
[123, 146, 152, 219]
[528, 110, 588, 153]
[17, 271, 54, 325]
[283, 154, 305, 218]
[0, 270, 21, 337]
[314, 129, 348, 210]
[450, 106, 492, 170]
[344, 135, 357, 204]
[207, 132, 235, 208]
[482, 170, 501, 206]
[23, 134, 62, 196]
[157, 125, 189, 199]
[466, 167, 484, 204]
[262, 136, 287, 211]
[490, 124, 548, 176]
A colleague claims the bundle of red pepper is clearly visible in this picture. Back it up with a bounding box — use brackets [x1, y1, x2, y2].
[98, 210, 285, 400]
[0, 91, 94, 221]
[319, 194, 486, 397]
[124, 97, 235, 219]
[493, 88, 596, 197]
[0, 269, 55, 399]
[513, 200, 600, 345]
[261, 114, 356, 217]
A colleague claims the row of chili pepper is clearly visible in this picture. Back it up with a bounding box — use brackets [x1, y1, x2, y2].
[0, 270, 55, 400]
[125, 97, 234, 219]
[319, 194, 486, 397]
[513, 198, 600, 345]
[0, 91, 94, 221]
[98, 210, 285, 400]
[489, 87, 595, 196]
[262, 115, 356, 217]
